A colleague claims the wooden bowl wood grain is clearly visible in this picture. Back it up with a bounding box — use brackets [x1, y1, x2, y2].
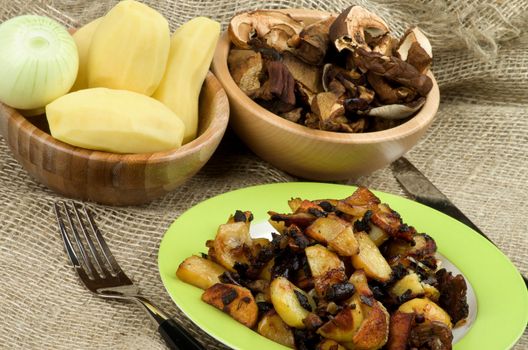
[0, 72, 229, 206]
[212, 9, 440, 181]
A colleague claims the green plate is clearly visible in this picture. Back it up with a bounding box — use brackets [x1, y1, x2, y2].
[158, 183, 528, 350]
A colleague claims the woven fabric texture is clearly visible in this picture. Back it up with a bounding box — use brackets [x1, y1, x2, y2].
[0, 0, 526, 349]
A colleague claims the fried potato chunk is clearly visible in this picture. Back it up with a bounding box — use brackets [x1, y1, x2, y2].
[257, 310, 295, 348]
[270, 276, 316, 329]
[202, 283, 258, 328]
[351, 232, 392, 282]
[398, 297, 452, 328]
[176, 255, 226, 290]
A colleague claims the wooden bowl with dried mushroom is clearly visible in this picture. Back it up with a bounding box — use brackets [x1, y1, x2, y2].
[212, 7, 439, 180]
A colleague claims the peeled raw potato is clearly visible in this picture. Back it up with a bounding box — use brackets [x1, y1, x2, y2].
[46, 88, 185, 153]
[71, 17, 102, 92]
[153, 17, 220, 144]
[88, 0, 170, 95]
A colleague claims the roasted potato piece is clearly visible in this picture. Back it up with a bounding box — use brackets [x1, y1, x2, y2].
[369, 204, 415, 242]
[329, 226, 360, 257]
[351, 232, 392, 282]
[306, 217, 359, 256]
[305, 244, 347, 297]
[270, 277, 316, 328]
[367, 224, 389, 247]
[269, 219, 286, 233]
[202, 283, 258, 328]
[348, 270, 373, 298]
[288, 197, 304, 212]
[398, 298, 452, 328]
[422, 283, 440, 302]
[268, 211, 318, 229]
[306, 216, 347, 242]
[207, 220, 252, 271]
[317, 339, 347, 350]
[252, 237, 272, 256]
[342, 301, 390, 350]
[385, 234, 437, 265]
[335, 187, 381, 217]
[259, 258, 274, 281]
[305, 244, 345, 276]
[257, 310, 295, 348]
[390, 272, 425, 301]
[317, 295, 364, 342]
[176, 255, 226, 289]
[386, 311, 415, 350]
[409, 234, 437, 257]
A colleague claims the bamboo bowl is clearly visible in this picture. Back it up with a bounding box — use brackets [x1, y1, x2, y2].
[212, 9, 440, 181]
[0, 72, 229, 206]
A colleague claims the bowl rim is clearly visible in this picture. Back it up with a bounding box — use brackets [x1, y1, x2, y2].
[212, 8, 440, 145]
[0, 72, 230, 165]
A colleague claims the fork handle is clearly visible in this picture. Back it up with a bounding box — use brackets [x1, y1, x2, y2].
[134, 296, 205, 350]
[159, 318, 205, 350]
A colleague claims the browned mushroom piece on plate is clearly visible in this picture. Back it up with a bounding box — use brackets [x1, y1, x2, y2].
[408, 321, 453, 350]
[435, 268, 469, 325]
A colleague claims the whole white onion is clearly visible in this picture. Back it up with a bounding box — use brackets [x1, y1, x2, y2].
[0, 15, 78, 110]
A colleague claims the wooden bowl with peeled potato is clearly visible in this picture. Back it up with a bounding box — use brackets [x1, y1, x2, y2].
[0, 72, 229, 206]
[0, 2, 229, 206]
[212, 7, 439, 181]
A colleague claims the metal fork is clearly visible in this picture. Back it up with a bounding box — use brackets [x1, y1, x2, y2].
[54, 201, 205, 350]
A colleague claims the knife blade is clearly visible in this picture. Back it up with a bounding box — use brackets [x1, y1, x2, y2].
[391, 156, 528, 287]
[390, 157, 488, 238]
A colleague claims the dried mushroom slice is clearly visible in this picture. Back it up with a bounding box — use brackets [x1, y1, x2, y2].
[227, 49, 263, 94]
[353, 47, 433, 97]
[251, 60, 297, 113]
[282, 52, 323, 93]
[311, 92, 346, 131]
[293, 16, 335, 65]
[397, 26, 433, 74]
[296, 81, 317, 106]
[367, 97, 426, 120]
[372, 33, 398, 56]
[229, 10, 304, 51]
[367, 72, 417, 105]
[281, 107, 303, 123]
[329, 5, 389, 52]
[321, 64, 363, 93]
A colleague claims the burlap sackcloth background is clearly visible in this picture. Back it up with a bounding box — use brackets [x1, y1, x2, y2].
[0, 0, 526, 349]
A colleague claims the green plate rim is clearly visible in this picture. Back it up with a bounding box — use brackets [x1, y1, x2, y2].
[158, 182, 528, 350]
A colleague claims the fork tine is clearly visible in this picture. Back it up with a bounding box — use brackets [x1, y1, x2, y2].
[83, 205, 123, 275]
[72, 203, 111, 277]
[54, 202, 81, 268]
[62, 202, 95, 277]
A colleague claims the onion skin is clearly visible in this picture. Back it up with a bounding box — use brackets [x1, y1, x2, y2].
[0, 15, 78, 109]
